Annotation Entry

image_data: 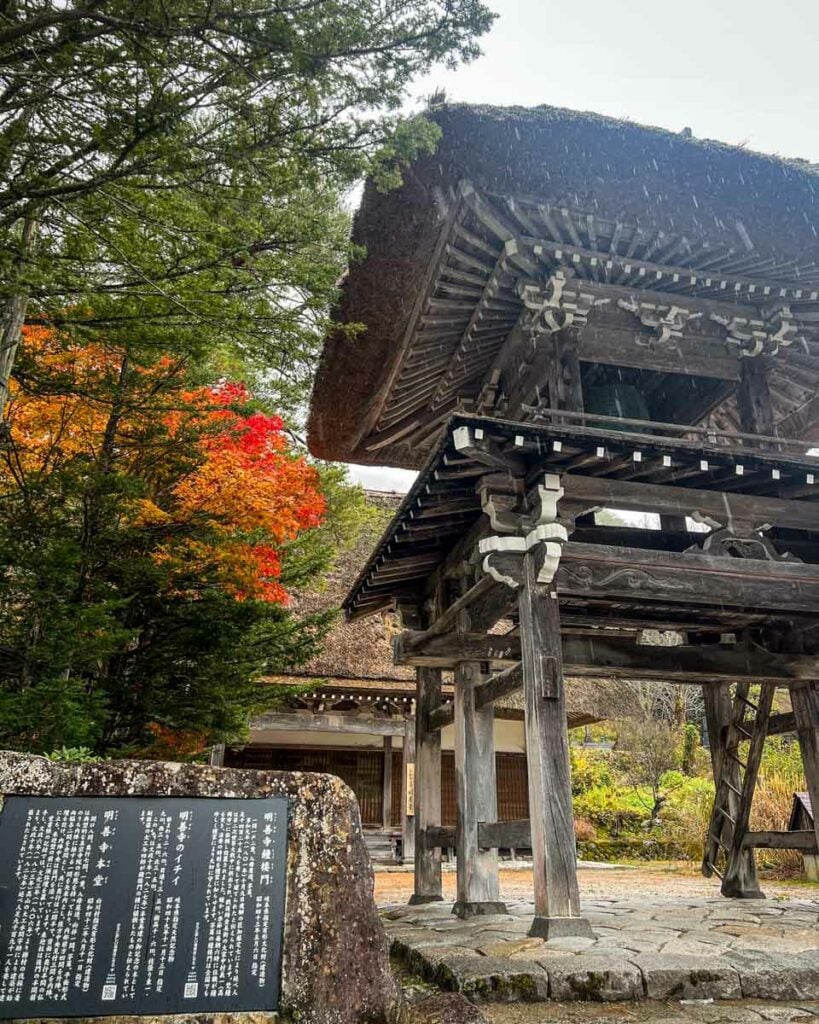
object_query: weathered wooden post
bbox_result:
[479,472,592,938]
[518,553,591,938]
[790,682,819,853]
[410,666,443,904]
[452,660,505,918]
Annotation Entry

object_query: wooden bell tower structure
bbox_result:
[308,105,819,937]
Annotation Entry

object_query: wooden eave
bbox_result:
[309,105,819,467]
[351,187,819,465]
[344,413,819,628]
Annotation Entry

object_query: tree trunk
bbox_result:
[0,215,38,418]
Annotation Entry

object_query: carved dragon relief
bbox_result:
[557,564,695,593]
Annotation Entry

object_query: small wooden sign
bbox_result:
[405,763,415,816]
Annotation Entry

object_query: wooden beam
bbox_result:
[453,661,505,917]
[478,819,532,849]
[578,324,741,381]
[475,663,524,709]
[560,475,819,533]
[737,358,775,436]
[250,711,407,736]
[397,629,819,684]
[557,542,819,615]
[721,683,774,898]
[424,574,496,637]
[411,667,444,904]
[743,830,818,851]
[427,703,455,731]
[768,712,797,735]
[778,393,819,440]
[424,825,456,850]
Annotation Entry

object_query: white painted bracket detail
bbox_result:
[479,522,569,589]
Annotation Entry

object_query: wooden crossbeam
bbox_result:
[560,475,819,532]
[743,830,818,851]
[423,821,533,850]
[474,663,523,709]
[427,703,455,732]
[556,543,819,614]
[250,711,407,736]
[395,629,819,683]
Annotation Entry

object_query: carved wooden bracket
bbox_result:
[616,297,702,345]
[700,527,800,562]
[477,474,568,587]
[710,305,799,357]
[517,272,608,338]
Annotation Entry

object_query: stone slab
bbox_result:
[0,751,401,1024]
[539,955,643,1002]
[437,957,549,1003]
[633,954,742,1000]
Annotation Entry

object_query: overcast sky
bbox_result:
[345,0,819,493]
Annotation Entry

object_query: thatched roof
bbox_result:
[268,490,641,725]
[285,490,413,683]
[309,103,819,468]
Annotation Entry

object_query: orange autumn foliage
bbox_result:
[4,327,325,605]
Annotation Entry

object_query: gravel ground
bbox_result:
[374,864,814,906]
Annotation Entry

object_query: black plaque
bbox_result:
[0,795,288,1018]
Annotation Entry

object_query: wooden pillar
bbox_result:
[209,743,225,767]
[737,358,775,437]
[701,683,761,895]
[453,660,506,918]
[518,552,592,939]
[548,328,583,417]
[382,735,393,831]
[790,683,819,854]
[410,667,443,904]
[402,714,416,864]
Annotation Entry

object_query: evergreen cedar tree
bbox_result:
[0,1,495,412]
[0,327,328,758]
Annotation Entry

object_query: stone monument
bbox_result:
[0,751,402,1024]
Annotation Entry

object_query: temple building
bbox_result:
[306,104,819,937]
[224,490,636,861]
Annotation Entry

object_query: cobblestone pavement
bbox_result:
[383,890,819,1004]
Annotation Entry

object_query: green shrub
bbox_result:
[570,748,612,795]
[574,785,646,835]
[47,746,103,763]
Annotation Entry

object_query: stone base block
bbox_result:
[528,915,594,940]
[634,954,741,1000]
[542,955,643,1002]
[410,893,445,905]
[452,900,508,919]
[438,956,548,1003]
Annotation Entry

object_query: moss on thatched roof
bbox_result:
[308,102,819,466]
